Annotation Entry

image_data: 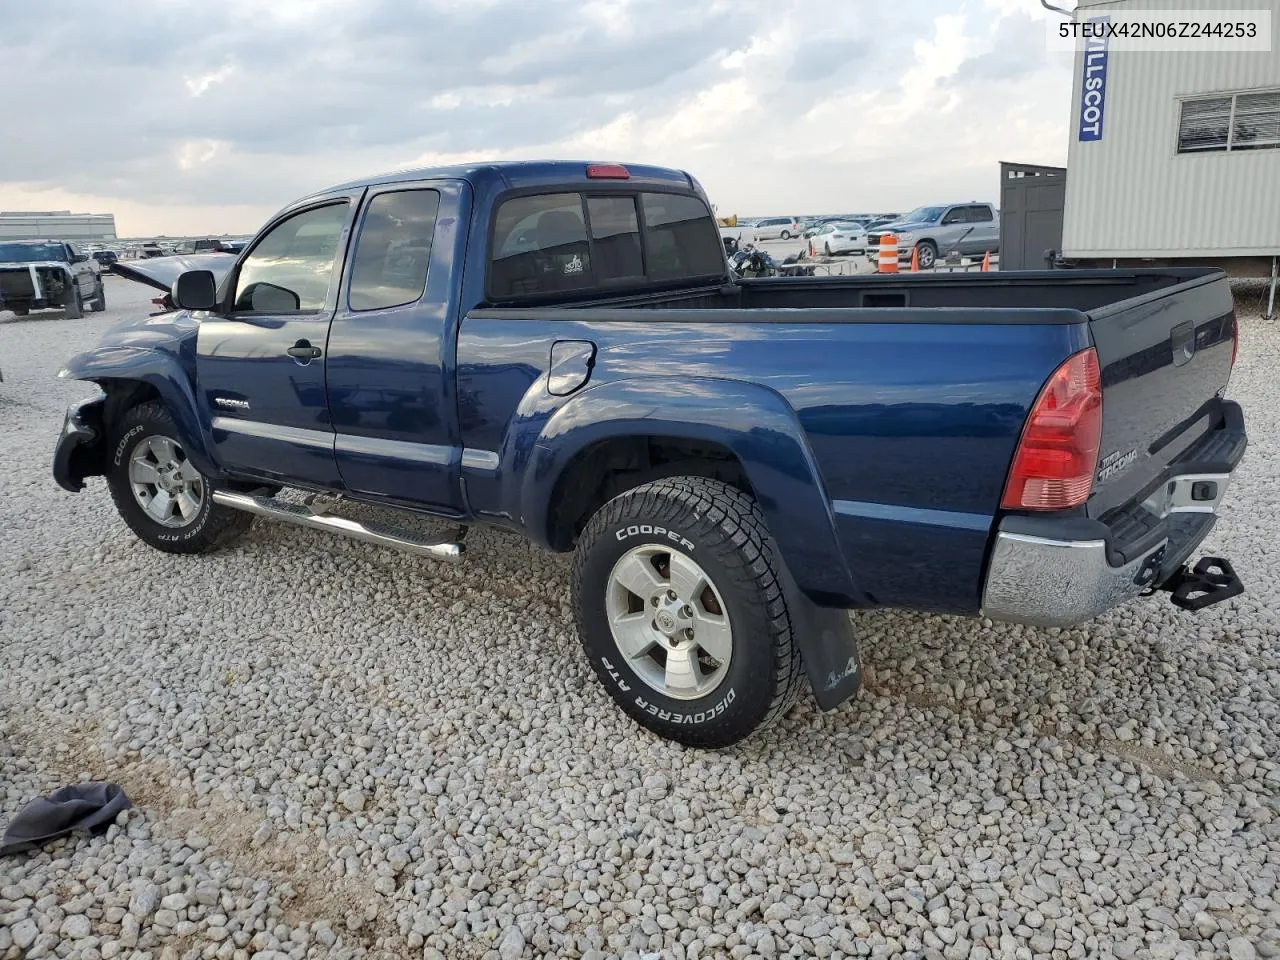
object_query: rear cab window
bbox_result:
[348,189,441,311]
[487,189,723,301]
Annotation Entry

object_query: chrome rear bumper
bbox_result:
[981,470,1233,628]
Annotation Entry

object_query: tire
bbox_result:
[90,281,106,312]
[915,240,938,270]
[63,285,84,319]
[572,477,805,747]
[106,402,252,554]
[780,230,791,240]
[824,243,832,257]
[12,306,29,317]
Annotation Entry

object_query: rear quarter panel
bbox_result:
[457,314,1090,613]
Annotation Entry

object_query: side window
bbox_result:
[233,202,349,313]
[940,207,964,225]
[966,205,994,223]
[586,196,642,282]
[641,193,724,280]
[490,193,592,297]
[348,190,440,312]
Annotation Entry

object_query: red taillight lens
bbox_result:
[586,163,630,179]
[1001,347,1103,511]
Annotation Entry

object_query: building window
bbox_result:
[1178,89,1280,154]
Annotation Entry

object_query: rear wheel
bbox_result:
[780,229,792,240]
[572,477,805,747]
[63,285,84,319]
[824,242,832,257]
[12,306,29,317]
[106,403,252,554]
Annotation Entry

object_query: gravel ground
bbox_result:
[1,276,1277,960]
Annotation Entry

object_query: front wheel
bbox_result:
[571,477,805,747]
[90,281,106,312]
[11,306,29,317]
[915,240,938,270]
[106,402,252,554]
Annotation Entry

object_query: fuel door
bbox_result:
[547,340,597,396]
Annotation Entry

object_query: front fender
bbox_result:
[60,345,219,479]
[521,377,863,608]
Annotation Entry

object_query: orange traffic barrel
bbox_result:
[878,234,899,273]
[981,251,991,272]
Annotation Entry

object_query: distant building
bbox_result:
[0,211,117,243]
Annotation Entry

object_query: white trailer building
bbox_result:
[0,211,117,243]
[1061,0,1279,286]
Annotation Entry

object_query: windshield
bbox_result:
[0,242,66,263]
[900,206,945,223]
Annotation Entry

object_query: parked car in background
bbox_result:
[54,160,1246,747]
[0,240,105,318]
[186,238,245,254]
[802,217,848,238]
[91,250,119,272]
[753,216,800,241]
[865,203,999,269]
[813,222,867,256]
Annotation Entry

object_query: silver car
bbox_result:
[752,217,801,241]
[865,203,999,269]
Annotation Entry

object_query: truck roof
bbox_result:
[315,160,697,201]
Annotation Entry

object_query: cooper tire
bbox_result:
[572,477,805,747]
[106,402,252,554]
[63,286,84,319]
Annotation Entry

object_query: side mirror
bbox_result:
[172,270,219,311]
[71,253,89,263]
[238,281,300,313]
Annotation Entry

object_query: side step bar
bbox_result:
[211,490,465,563]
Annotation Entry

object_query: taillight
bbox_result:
[1001,347,1103,511]
[1230,309,1238,371]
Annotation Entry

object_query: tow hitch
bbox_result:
[1157,557,1244,611]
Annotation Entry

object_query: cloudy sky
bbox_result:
[0,0,1074,237]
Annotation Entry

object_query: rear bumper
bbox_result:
[981,400,1246,627]
[53,394,107,492]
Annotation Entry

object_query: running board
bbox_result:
[211,490,465,563]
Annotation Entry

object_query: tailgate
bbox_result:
[1086,272,1236,518]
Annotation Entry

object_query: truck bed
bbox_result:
[486,266,1218,315]
[463,267,1236,614]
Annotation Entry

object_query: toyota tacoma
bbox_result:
[52,161,1246,746]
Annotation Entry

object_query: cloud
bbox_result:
[0,0,1072,235]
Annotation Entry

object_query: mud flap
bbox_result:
[776,555,861,710]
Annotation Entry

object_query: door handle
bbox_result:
[287,340,323,362]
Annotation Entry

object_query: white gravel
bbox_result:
[1,276,1277,960]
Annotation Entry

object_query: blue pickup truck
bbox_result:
[53,161,1246,746]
